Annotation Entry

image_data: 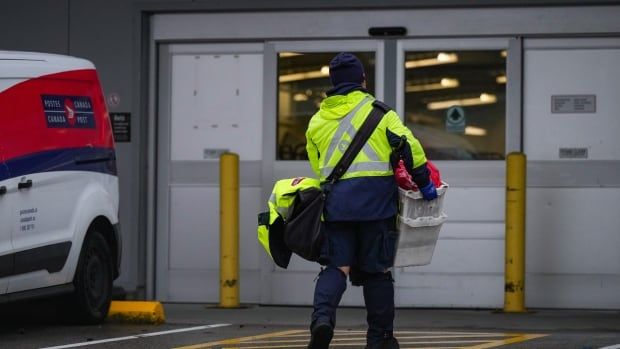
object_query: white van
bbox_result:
[0,51,120,324]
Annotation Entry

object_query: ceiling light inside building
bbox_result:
[405,53,458,69]
[496,75,507,84]
[279,66,330,83]
[464,126,487,136]
[437,52,454,62]
[479,93,494,102]
[293,93,309,102]
[426,93,497,110]
[279,52,302,58]
[406,78,459,92]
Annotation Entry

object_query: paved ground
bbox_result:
[1,301,620,348]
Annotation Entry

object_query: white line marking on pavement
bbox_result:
[599,345,620,349]
[39,323,232,349]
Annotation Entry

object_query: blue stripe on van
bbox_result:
[1,147,117,181]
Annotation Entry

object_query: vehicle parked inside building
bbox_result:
[0,51,120,324]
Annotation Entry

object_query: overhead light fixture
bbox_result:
[464,126,487,136]
[496,75,507,84]
[279,52,302,58]
[501,50,507,58]
[293,93,308,102]
[427,93,497,110]
[479,93,495,102]
[279,65,330,83]
[406,78,459,92]
[405,52,458,69]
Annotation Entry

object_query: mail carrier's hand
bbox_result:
[419,182,438,201]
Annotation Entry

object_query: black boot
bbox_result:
[308,321,334,349]
[365,336,400,349]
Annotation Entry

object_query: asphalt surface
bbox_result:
[1,301,620,349]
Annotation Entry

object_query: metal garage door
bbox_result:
[156,43,264,302]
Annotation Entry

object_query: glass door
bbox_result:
[394,38,517,308]
[397,39,512,164]
[262,40,384,306]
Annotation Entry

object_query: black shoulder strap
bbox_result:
[326,100,387,184]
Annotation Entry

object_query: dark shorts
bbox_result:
[320,216,398,274]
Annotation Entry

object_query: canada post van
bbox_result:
[0,51,120,323]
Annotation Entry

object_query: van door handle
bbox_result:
[18,180,33,190]
[0,186,6,195]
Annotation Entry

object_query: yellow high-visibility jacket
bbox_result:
[305,90,428,221]
[257,177,320,268]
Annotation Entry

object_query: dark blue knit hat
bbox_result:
[329,52,365,86]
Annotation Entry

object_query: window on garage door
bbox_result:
[277,51,376,160]
[403,50,506,160]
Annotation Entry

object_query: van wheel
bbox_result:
[72,230,113,324]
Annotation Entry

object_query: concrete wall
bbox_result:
[0,0,69,55]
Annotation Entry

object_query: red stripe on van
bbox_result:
[0,69,114,162]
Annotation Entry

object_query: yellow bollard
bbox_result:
[504,152,527,312]
[220,152,239,308]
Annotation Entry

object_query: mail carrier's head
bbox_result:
[328,52,366,87]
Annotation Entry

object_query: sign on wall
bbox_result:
[551,95,596,113]
[445,105,466,134]
[110,112,131,142]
